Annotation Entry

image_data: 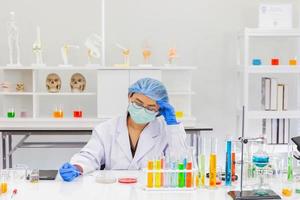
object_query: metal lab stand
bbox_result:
[1,125,213,169]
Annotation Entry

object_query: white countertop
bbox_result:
[0,118,212,131]
[1,170,296,200]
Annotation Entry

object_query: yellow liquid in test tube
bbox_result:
[209,154,217,187]
[147,160,154,188]
[155,159,161,188]
[1,182,7,193]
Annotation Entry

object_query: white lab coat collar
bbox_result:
[116,113,161,163]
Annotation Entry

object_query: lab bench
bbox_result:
[0,119,213,169]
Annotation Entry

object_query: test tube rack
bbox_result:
[143,168,198,191]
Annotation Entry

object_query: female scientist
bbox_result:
[59,78,188,182]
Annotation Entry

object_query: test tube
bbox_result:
[225,139,232,186]
[232,142,236,182]
[209,137,217,187]
[287,145,293,181]
[178,162,185,188]
[171,160,177,187]
[186,161,193,188]
[147,159,154,188]
[0,170,8,193]
[160,156,165,187]
[155,158,161,188]
[198,136,206,187]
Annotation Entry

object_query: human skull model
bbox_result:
[46,73,61,93]
[70,73,86,93]
[16,82,25,92]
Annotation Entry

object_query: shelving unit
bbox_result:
[237,28,300,142]
[0,66,197,127]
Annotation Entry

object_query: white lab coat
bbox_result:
[70,113,187,173]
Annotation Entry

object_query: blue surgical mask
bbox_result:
[128,102,157,124]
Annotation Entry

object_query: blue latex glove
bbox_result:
[157,100,179,125]
[59,162,81,182]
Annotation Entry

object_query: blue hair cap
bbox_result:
[128,78,169,103]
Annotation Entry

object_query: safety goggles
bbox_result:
[130,101,158,115]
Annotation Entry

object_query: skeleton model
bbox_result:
[84,34,102,65]
[61,44,79,66]
[70,73,86,93]
[7,12,21,66]
[115,43,130,67]
[32,26,44,66]
[46,73,61,93]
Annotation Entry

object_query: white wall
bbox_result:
[0,0,299,169]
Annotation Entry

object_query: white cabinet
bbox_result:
[98,70,129,118]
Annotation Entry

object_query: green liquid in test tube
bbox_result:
[178,163,185,188]
[287,156,293,181]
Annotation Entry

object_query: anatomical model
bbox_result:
[32,26,44,66]
[85,33,102,65]
[115,43,130,67]
[168,48,177,65]
[7,12,21,66]
[61,44,79,66]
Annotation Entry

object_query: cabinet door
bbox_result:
[98,70,129,118]
[129,70,162,85]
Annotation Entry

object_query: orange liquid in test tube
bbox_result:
[232,152,236,181]
[186,162,193,187]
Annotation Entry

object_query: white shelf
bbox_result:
[36,92,96,96]
[247,110,300,119]
[246,66,300,74]
[0,92,34,95]
[245,28,300,37]
[0,116,197,130]
[0,66,197,71]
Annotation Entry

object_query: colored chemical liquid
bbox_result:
[53,111,64,118]
[252,59,262,65]
[196,174,200,187]
[175,111,184,118]
[287,156,293,181]
[252,155,269,168]
[186,162,192,188]
[225,141,232,186]
[73,110,83,118]
[7,112,15,118]
[271,58,279,66]
[209,154,217,187]
[231,152,236,181]
[178,163,185,188]
[289,59,297,66]
[282,188,293,197]
[147,160,154,188]
[155,160,161,188]
[198,154,205,186]
[1,182,7,193]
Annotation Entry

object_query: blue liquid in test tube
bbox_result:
[225,140,232,186]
